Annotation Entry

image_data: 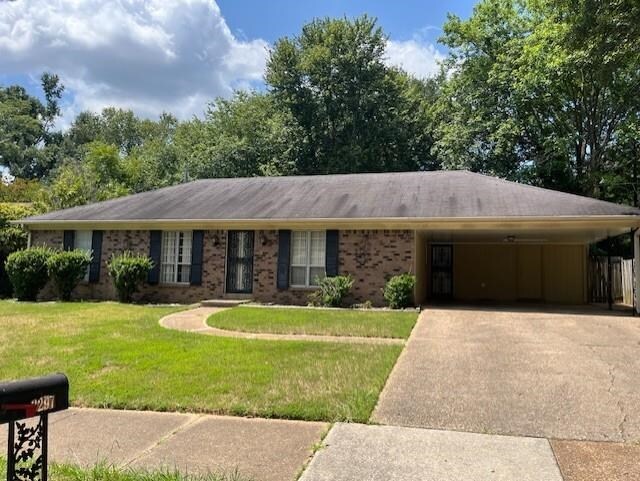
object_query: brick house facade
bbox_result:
[23,171,639,307]
[30,229,415,306]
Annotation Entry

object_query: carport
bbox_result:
[413,217,640,308]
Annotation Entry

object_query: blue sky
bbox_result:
[217,0,475,45]
[0,0,476,125]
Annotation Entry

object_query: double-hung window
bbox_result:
[160,231,192,284]
[290,231,326,287]
[74,230,93,281]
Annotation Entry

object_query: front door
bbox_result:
[226,231,254,294]
[431,244,453,300]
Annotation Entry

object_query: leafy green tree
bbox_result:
[0,178,47,203]
[47,141,129,209]
[435,0,640,198]
[123,113,181,192]
[0,73,64,179]
[266,15,438,174]
[176,92,302,179]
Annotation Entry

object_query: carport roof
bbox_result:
[21,170,640,225]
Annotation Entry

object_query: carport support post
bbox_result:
[635,229,640,315]
[607,238,613,310]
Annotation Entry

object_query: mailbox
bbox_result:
[0,373,69,423]
[1,374,69,481]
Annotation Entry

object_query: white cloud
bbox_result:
[385,38,445,79]
[0,0,269,122]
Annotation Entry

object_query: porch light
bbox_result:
[504,235,516,243]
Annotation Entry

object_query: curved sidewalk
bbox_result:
[160,307,405,345]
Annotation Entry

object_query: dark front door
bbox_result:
[431,244,453,299]
[226,231,254,294]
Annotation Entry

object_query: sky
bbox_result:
[0,0,476,127]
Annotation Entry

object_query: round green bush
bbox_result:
[308,275,354,307]
[5,246,53,301]
[383,273,416,309]
[47,250,92,301]
[107,252,153,303]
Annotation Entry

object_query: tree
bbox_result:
[66,107,143,156]
[435,0,640,198]
[175,92,302,179]
[0,73,64,179]
[47,141,129,209]
[266,15,438,174]
[0,178,47,203]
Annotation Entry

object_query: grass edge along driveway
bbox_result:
[0,459,254,481]
[0,301,402,423]
[207,306,418,338]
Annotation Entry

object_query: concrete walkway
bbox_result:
[0,408,327,481]
[300,423,563,481]
[299,423,640,481]
[160,307,405,345]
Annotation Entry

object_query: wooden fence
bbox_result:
[589,256,634,306]
[622,259,634,306]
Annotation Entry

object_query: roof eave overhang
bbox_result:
[16,215,640,232]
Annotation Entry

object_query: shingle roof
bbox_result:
[21,170,640,224]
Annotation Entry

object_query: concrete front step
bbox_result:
[200,299,252,308]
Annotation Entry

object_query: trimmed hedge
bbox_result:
[308,275,354,307]
[5,246,53,301]
[383,274,416,309]
[47,250,92,301]
[107,252,153,303]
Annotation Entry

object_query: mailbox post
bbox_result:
[0,374,69,481]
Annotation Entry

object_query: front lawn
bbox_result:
[0,301,401,422]
[207,306,418,338]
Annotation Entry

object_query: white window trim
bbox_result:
[290,231,326,288]
[160,231,193,285]
[75,230,93,282]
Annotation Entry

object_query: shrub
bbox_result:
[47,250,92,301]
[383,274,416,309]
[5,246,53,301]
[0,202,44,297]
[308,275,354,307]
[107,252,153,303]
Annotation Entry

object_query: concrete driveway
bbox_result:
[372,306,640,442]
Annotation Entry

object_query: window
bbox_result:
[290,231,325,287]
[160,231,193,284]
[75,230,93,281]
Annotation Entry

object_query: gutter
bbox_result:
[14,214,640,231]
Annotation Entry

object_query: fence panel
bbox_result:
[589,256,624,303]
[621,259,634,306]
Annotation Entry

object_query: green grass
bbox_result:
[0,301,401,422]
[207,306,418,338]
[0,459,253,481]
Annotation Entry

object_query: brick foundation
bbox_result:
[30,229,415,306]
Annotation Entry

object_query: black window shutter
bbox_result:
[277,230,291,289]
[63,231,75,251]
[148,230,162,285]
[325,230,339,277]
[190,230,204,286]
[88,230,103,283]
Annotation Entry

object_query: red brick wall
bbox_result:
[339,230,415,305]
[30,229,415,306]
